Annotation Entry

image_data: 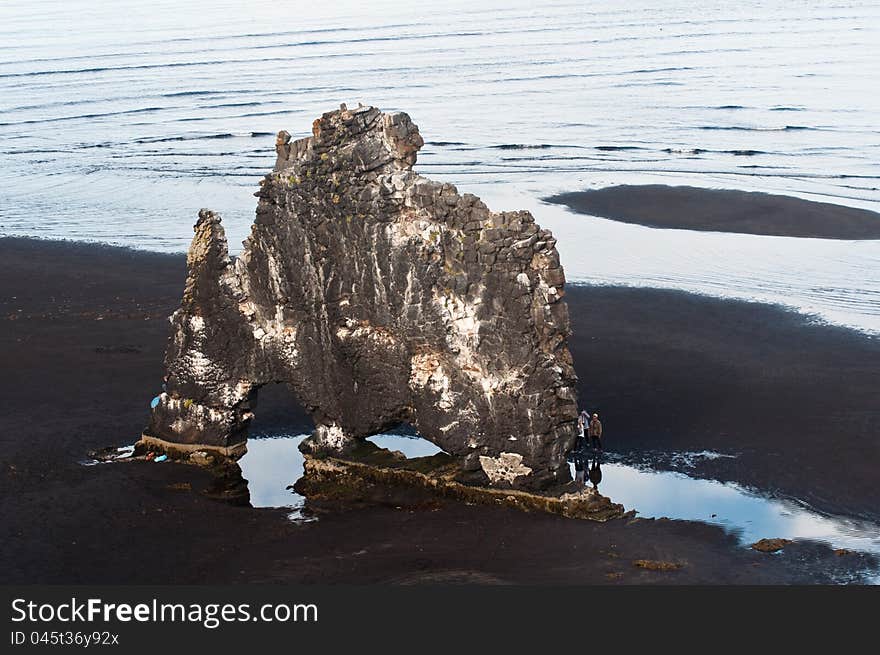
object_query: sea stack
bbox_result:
[142,105,578,490]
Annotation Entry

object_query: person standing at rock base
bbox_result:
[577,410,588,451]
[588,413,603,450]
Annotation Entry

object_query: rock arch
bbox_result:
[142,105,578,489]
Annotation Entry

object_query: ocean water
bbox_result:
[1,0,879,330]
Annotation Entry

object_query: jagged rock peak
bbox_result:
[143,105,578,490]
[273,104,423,175]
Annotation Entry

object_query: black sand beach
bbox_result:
[1,236,878,584]
[567,286,880,520]
[546,185,880,239]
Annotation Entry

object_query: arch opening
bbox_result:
[239,390,448,513]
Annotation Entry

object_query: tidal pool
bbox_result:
[239,434,880,578]
[237,434,308,512]
[237,433,443,519]
[573,457,880,560]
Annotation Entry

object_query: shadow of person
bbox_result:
[588,454,602,491]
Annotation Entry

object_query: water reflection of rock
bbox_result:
[569,441,602,492]
[292,438,626,522]
[223,433,625,521]
[201,457,251,507]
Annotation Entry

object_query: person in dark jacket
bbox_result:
[588,413,603,450]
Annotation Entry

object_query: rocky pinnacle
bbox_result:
[143,105,578,489]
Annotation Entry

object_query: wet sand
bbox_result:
[1,236,877,584]
[545,185,880,239]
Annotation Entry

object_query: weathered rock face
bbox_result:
[144,105,578,489]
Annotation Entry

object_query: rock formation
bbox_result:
[142,104,578,489]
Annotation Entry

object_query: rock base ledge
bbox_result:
[294,448,628,522]
[136,433,247,459]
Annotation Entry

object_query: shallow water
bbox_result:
[1,0,878,331]
[237,435,308,512]
[237,433,443,518]
[240,433,880,575]
[571,456,880,560]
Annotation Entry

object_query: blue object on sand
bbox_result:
[150,395,161,409]
[154,454,168,463]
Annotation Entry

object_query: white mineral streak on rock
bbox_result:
[165,396,236,435]
[369,230,389,306]
[433,287,480,369]
[250,305,299,362]
[314,424,349,450]
[238,301,257,320]
[216,379,253,407]
[409,352,457,410]
[534,276,553,304]
[385,215,445,250]
[264,250,285,300]
[337,318,398,347]
[403,267,415,308]
[479,452,533,485]
[180,313,220,380]
[433,287,525,400]
[181,323,226,383]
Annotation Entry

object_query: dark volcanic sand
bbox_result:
[568,286,880,521]
[1,237,878,584]
[545,185,880,239]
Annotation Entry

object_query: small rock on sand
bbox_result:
[189,451,214,467]
[751,538,793,553]
[633,559,682,571]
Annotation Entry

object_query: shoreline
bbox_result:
[545,185,880,239]
[1,236,878,584]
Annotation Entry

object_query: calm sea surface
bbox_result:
[1,0,878,331]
